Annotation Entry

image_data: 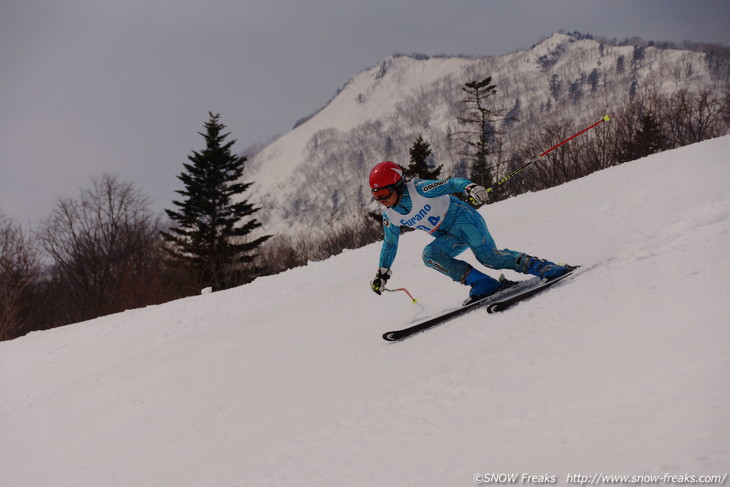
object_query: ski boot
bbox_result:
[462,268,518,305]
[517,255,575,281]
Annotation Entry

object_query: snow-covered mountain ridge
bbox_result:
[2,135,729,485]
[244,32,721,235]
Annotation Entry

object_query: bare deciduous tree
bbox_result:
[0,214,40,340]
[38,174,169,324]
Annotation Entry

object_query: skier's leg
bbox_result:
[448,202,571,279]
[422,233,470,282]
[443,204,510,269]
[423,233,503,299]
[471,240,571,279]
[475,247,571,279]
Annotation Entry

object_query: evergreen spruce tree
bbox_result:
[161,112,270,291]
[617,113,668,162]
[405,135,442,180]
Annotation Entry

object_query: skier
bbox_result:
[368,161,573,304]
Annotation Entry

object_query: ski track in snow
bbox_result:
[1,137,729,486]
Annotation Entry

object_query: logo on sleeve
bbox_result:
[422,180,449,192]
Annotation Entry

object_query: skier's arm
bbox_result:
[371,217,400,295]
[379,216,400,269]
[416,177,488,205]
[414,177,474,196]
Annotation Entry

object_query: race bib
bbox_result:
[385,181,450,234]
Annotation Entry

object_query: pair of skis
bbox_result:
[382,267,579,342]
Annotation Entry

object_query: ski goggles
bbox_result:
[371,185,397,201]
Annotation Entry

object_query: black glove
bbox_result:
[370,267,392,295]
[465,183,488,205]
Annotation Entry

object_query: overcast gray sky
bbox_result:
[2,0,729,229]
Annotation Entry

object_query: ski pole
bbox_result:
[383,287,418,303]
[486,115,611,194]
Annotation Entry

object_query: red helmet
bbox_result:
[369,161,403,189]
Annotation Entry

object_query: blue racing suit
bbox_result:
[379,177,528,283]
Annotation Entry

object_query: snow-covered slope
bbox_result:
[2,137,729,486]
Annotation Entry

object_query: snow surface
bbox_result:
[2,137,729,486]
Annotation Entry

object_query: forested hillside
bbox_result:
[244,32,729,241]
